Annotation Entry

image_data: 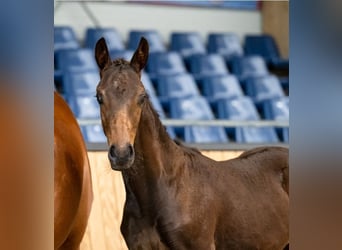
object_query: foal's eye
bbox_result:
[96,94,103,104]
[137,94,146,106]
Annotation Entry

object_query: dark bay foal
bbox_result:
[95,37,289,250]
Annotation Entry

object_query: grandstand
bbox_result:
[54,1,288,150]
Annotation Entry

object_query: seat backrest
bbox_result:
[170,32,206,59]
[169,96,214,120]
[149,94,166,119]
[201,75,244,102]
[128,30,166,53]
[84,27,124,50]
[141,72,156,97]
[244,34,280,61]
[109,49,134,61]
[188,54,228,77]
[81,124,107,143]
[55,48,98,73]
[261,97,289,120]
[54,26,79,51]
[147,52,187,75]
[230,55,269,80]
[216,96,260,120]
[156,73,200,99]
[207,33,243,59]
[184,126,229,143]
[67,95,100,119]
[245,75,285,104]
[63,71,100,97]
[235,127,279,143]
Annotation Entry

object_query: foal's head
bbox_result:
[95,37,149,170]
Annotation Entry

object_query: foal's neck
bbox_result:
[122,99,180,214]
[133,100,179,179]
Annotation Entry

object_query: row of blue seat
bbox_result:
[55,48,288,92]
[54,26,289,94]
[61,69,285,117]
[77,94,289,144]
[62,75,288,144]
[54,26,288,71]
[61,70,288,144]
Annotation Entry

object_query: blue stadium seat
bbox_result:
[216,96,279,143]
[230,55,269,84]
[55,48,98,73]
[169,96,214,120]
[261,97,289,142]
[84,27,124,51]
[67,95,100,119]
[184,126,229,143]
[155,73,200,105]
[207,33,243,61]
[54,26,79,52]
[128,30,166,53]
[81,125,107,143]
[63,71,100,97]
[169,96,214,136]
[244,75,285,105]
[170,32,206,61]
[141,72,156,97]
[244,34,289,69]
[188,54,229,81]
[110,50,134,61]
[146,52,187,80]
[235,127,279,143]
[217,96,259,121]
[262,96,289,120]
[201,75,244,105]
[169,96,228,142]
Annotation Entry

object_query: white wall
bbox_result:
[54,2,261,46]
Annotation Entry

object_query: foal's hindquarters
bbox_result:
[153,147,289,250]
[213,147,289,250]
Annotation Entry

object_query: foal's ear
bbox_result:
[130,37,149,73]
[95,37,111,70]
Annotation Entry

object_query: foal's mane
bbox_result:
[141,94,170,140]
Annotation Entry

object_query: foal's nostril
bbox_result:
[127,144,134,158]
[109,145,116,159]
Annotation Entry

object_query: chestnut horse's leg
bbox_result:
[284,243,289,250]
[58,238,81,250]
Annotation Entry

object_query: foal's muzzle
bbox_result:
[108,143,135,170]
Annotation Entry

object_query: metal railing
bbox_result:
[78,118,289,151]
[78,119,289,128]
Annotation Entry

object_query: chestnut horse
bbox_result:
[54,92,93,250]
[95,37,289,250]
